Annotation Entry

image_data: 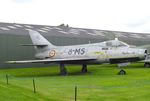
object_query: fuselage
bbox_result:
[6,30,148,75]
[35,42,146,64]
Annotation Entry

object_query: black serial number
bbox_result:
[68,48,85,55]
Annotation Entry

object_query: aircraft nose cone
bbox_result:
[137,49,147,60]
[140,49,148,59]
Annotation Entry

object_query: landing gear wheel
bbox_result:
[144,63,150,68]
[60,63,68,76]
[81,64,88,73]
[118,69,126,75]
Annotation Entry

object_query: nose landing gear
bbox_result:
[117,62,129,75]
[118,69,126,75]
[144,63,150,68]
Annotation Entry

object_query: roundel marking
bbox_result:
[49,50,56,57]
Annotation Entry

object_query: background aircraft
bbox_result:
[7,30,147,75]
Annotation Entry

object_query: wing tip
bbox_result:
[5,61,16,64]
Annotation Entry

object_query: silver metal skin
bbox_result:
[7,30,146,65]
[6,30,147,75]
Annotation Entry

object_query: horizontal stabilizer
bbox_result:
[20,44,48,47]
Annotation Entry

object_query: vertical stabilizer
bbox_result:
[27,29,55,53]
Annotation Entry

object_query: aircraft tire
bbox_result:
[60,64,68,76]
[118,69,126,75]
[81,64,87,73]
[144,63,150,68]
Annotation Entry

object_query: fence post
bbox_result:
[75,86,77,101]
[33,78,36,93]
[6,74,8,85]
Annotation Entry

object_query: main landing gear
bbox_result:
[59,64,88,76]
[60,63,68,76]
[81,64,88,73]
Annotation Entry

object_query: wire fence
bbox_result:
[0,74,106,101]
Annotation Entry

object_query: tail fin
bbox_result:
[27,29,55,53]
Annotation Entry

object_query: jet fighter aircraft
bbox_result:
[7,30,147,75]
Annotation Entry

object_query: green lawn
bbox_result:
[0,63,150,101]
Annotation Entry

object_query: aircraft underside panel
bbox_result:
[60,59,101,64]
[109,57,140,64]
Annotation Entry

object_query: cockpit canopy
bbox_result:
[99,39,129,47]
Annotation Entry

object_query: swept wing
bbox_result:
[6,57,97,64]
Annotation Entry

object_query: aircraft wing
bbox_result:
[6,57,97,64]
[139,59,150,63]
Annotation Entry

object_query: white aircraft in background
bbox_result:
[7,30,147,75]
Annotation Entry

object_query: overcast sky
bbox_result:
[0,0,150,33]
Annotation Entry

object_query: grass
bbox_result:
[0,63,150,101]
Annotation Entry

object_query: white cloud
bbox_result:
[0,0,150,33]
